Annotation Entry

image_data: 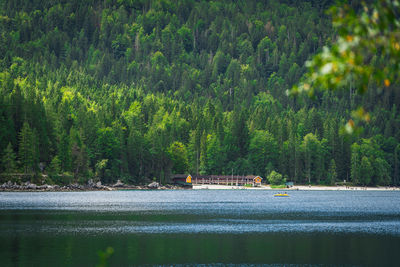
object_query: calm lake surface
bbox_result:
[1,190,400,266]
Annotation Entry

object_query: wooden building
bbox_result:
[173,174,263,187]
[172,174,193,187]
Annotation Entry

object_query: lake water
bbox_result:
[1,190,400,266]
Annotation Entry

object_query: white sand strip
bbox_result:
[292,185,400,191]
[191,184,400,191]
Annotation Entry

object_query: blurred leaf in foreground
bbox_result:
[96,247,114,267]
[292,0,400,133]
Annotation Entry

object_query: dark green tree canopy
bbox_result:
[0,0,399,186]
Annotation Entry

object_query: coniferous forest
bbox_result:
[1,0,399,186]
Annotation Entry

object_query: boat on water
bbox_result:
[274,193,289,197]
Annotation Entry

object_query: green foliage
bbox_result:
[270,184,286,189]
[177,25,193,52]
[169,141,188,174]
[267,170,284,185]
[50,173,74,186]
[326,159,337,185]
[351,138,392,185]
[249,130,278,178]
[2,143,17,173]
[360,156,373,186]
[293,0,400,132]
[48,156,61,175]
[58,130,71,172]
[95,159,109,181]
[96,247,114,267]
[0,0,398,187]
[206,134,225,175]
[298,0,400,94]
[18,122,38,173]
[301,133,327,184]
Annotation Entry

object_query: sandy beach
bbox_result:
[193,184,268,190]
[192,184,400,191]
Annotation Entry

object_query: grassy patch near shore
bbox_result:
[270,185,286,189]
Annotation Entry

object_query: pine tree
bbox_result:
[58,130,71,172]
[199,131,207,175]
[48,156,61,175]
[350,143,360,185]
[18,122,37,173]
[360,156,373,186]
[394,145,400,185]
[327,159,337,185]
[2,143,17,173]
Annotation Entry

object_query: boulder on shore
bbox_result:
[113,179,124,187]
[148,182,159,188]
[26,183,37,190]
[87,179,95,187]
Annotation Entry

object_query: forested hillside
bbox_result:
[1,0,399,186]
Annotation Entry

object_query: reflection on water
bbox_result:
[0,190,400,266]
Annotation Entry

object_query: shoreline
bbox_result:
[192,184,400,191]
[0,181,186,192]
[1,181,399,192]
[291,185,400,191]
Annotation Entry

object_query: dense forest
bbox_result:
[0,0,399,186]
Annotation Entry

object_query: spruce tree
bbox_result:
[18,122,37,173]
[48,156,61,175]
[327,159,337,185]
[2,143,17,173]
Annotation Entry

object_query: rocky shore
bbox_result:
[0,180,185,192]
[4,181,397,192]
